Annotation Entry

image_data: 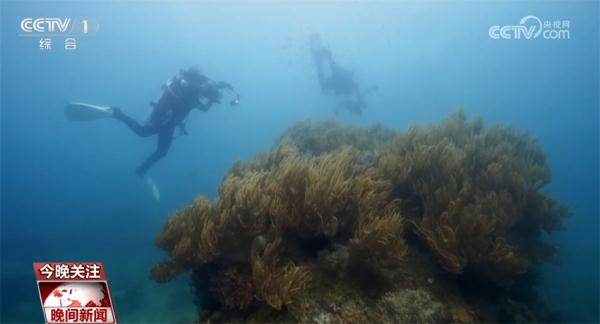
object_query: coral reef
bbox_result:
[250,239,310,310]
[374,289,448,323]
[277,119,395,156]
[379,111,569,282]
[151,111,569,322]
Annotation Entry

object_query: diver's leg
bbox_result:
[111,107,156,137]
[309,33,322,54]
[309,36,330,93]
[315,59,332,94]
[135,126,175,176]
[353,83,362,101]
[316,64,327,93]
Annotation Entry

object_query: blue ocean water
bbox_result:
[1,1,598,323]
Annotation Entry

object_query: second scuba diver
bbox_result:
[309,33,376,115]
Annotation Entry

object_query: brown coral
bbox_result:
[380,111,568,282]
[151,111,568,322]
[251,239,310,310]
[277,119,395,156]
[151,144,405,314]
[267,146,388,239]
[349,201,408,271]
[208,265,254,311]
[374,289,449,323]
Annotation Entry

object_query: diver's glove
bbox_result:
[215,81,234,91]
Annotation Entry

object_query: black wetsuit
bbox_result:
[112,79,210,176]
[336,86,378,116]
[310,33,358,97]
[310,33,377,115]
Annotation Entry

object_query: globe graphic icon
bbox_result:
[43,282,107,307]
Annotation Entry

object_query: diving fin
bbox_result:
[65,102,112,121]
[145,176,161,202]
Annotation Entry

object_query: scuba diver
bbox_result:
[309,33,376,115]
[109,67,240,176]
[310,33,358,97]
[335,86,378,116]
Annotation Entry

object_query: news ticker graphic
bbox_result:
[33,262,117,324]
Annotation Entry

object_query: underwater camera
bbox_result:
[230,93,241,106]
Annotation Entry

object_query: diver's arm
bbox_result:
[362,85,378,98]
[214,81,234,91]
[195,82,238,110]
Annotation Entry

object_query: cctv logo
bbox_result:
[20,18,71,33]
[488,15,570,40]
[488,15,543,40]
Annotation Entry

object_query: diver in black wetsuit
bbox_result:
[309,33,376,115]
[110,67,239,176]
[310,33,358,97]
